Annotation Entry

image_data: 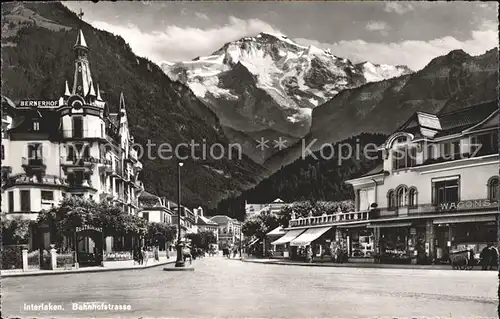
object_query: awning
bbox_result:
[247,238,260,247]
[289,226,332,247]
[266,226,286,237]
[271,229,305,246]
[367,222,412,228]
[433,215,496,225]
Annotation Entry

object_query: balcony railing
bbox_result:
[61,156,95,166]
[21,157,47,171]
[61,129,105,140]
[288,211,370,228]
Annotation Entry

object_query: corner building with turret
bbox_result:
[1,29,144,249]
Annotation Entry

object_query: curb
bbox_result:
[1,260,176,278]
[240,259,479,271]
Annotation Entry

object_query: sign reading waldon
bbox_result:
[438,199,498,211]
[19,100,59,108]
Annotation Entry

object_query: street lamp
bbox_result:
[175,161,185,267]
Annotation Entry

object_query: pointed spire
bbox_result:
[64,80,70,96]
[96,83,102,101]
[88,81,96,97]
[74,29,88,49]
[119,92,126,110]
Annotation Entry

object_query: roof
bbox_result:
[138,191,159,200]
[273,198,284,203]
[210,215,240,225]
[434,100,498,137]
[197,215,218,226]
[360,164,385,178]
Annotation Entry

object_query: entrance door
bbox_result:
[436,226,450,262]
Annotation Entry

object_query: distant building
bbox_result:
[245,198,288,218]
[137,192,174,224]
[210,215,242,249]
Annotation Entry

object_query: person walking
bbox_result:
[142,246,148,266]
[306,246,313,263]
[480,245,490,270]
[488,244,498,270]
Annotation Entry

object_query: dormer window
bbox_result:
[392,145,417,170]
[33,120,40,131]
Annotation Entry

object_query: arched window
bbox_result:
[488,177,500,201]
[387,190,396,209]
[408,187,418,207]
[396,185,408,207]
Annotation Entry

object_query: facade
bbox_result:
[137,192,174,224]
[1,29,144,250]
[245,198,288,218]
[277,101,499,264]
[210,215,242,249]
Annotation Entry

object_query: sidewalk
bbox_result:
[241,257,492,271]
[1,256,176,278]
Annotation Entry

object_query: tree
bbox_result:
[146,222,177,246]
[0,214,32,246]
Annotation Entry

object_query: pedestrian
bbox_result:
[489,244,498,270]
[154,246,159,262]
[480,245,490,270]
[306,246,313,263]
[142,246,148,266]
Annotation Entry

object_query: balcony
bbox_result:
[22,157,46,172]
[61,129,106,140]
[61,156,95,167]
[288,211,370,228]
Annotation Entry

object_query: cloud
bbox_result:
[89,17,281,63]
[365,21,390,36]
[384,3,414,14]
[294,21,497,71]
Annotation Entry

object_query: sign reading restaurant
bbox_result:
[438,199,498,211]
[19,100,59,108]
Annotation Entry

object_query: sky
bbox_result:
[64,1,498,71]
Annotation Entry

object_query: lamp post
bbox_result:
[175,161,185,267]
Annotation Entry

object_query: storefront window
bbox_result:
[349,229,374,258]
[379,228,410,262]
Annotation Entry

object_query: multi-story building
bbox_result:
[1,29,144,249]
[277,101,498,264]
[245,198,288,218]
[137,192,174,224]
[210,215,242,249]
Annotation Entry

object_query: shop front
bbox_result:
[336,225,374,263]
[289,226,333,261]
[271,229,305,260]
[433,214,497,262]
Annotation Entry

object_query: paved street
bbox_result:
[2,256,497,318]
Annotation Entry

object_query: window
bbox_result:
[441,140,461,159]
[1,145,4,160]
[408,188,418,207]
[89,194,93,201]
[387,190,396,209]
[20,190,31,211]
[8,191,14,213]
[488,177,500,201]
[471,132,499,156]
[41,191,54,201]
[74,171,84,185]
[33,120,40,131]
[392,146,417,170]
[72,117,83,138]
[433,179,460,205]
[27,143,42,160]
[396,186,408,207]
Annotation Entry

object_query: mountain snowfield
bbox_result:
[161,32,412,163]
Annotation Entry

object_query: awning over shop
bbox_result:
[289,226,332,247]
[367,222,412,228]
[433,215,496,225]
[247,238,260,247]
[271,229,305,246]
[266,226,286,237]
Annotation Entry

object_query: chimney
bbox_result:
[198,206,203,217]
[167,200,170,210]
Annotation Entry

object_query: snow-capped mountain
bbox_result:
[161,32,412,163]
